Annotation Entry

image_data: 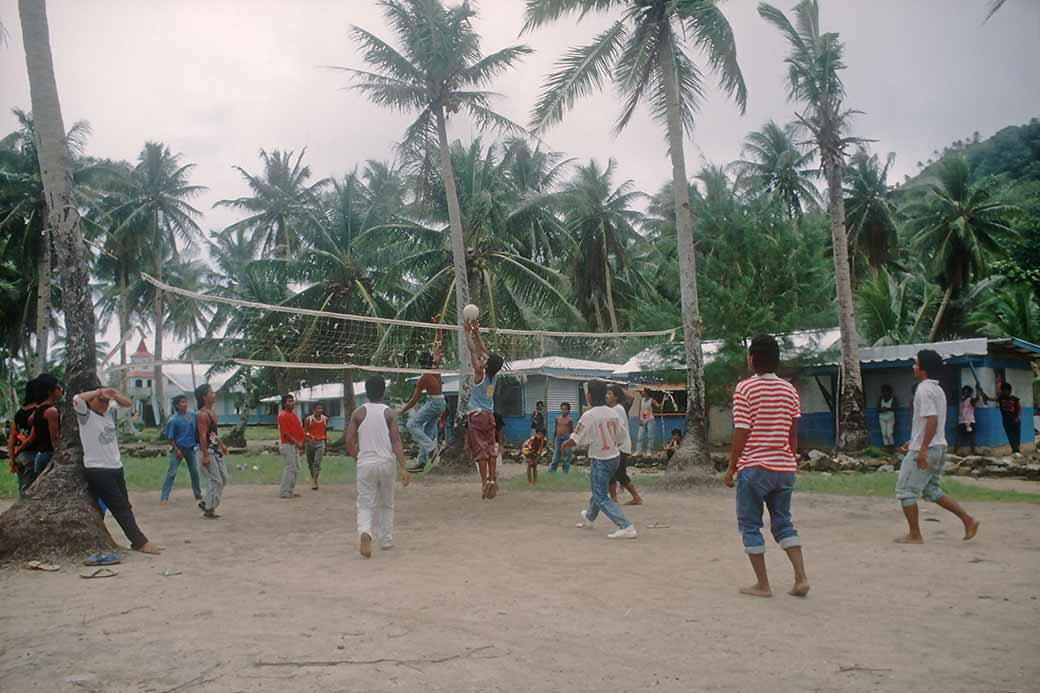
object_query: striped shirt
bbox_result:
[732,374,800,472]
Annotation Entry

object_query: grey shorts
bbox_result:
[896,446,947,507]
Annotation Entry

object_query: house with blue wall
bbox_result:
[258,382,370,431]
[797,337,1038,452]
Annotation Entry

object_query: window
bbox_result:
[135,379,143,388]
[495,378,523,416]
[146,379,152,388]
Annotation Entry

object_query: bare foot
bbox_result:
[739,584,773,598]
[625,499,642,506]
[963,518,980,541]
[135,543,162,555]
[893,535,924,544]
[160,500,168,506]
[360,532,372,559]
[789,580,810,597]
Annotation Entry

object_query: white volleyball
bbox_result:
[462,304,480,321]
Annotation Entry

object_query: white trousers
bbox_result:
[356,459,395,543]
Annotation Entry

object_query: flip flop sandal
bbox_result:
[646,522,671,529]
[26,560,60,572]
[160,568,183,577]
[83,552,122,566]
[79,567,117,579]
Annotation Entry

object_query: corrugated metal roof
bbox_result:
[260,381,368,403]
[859,338,989,364]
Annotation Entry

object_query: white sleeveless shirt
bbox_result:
[357,403,394,466]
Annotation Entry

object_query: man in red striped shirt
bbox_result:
[724,334,809,598]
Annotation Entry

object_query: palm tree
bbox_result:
[525,0,747,470]
[844,149,898,274]
[905,155,1017,340]
[855,266,935,346]
[759,0,868,450]
[969,282,1040,343]
[342,0,531,405]
[376,138,579,332]
[502,137,573,263]
[0,108,92,371]
[553,159,649,334]
[0,0,111,558]
[214,148,330,257]
[735,120,818,218]
[112,142,205,427]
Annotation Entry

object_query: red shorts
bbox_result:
[467,411,497,462]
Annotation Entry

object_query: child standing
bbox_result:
[724,334,808,598]
[304,403,328,490]
[955,386,978,455]
[195,384,228,519]
[564,380,637,539]
[522,429,547,485]
[549,402,574,473]
[346,376,410,558]
[878,384,897,449]
[665,429,682,461]
[607,384,642,506]
[530,401,546,439]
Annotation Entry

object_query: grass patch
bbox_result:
[502,469,592,493]
[796,472,1040,504]
[0,452,357,498]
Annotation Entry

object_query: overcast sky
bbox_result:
[3,0,1039,234]
[2,1,1039,356]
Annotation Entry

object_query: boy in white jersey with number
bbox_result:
[724,334,808,598]
[563,380,637,539]
[346,376,410,559]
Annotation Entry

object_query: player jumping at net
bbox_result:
[464,318,504,500]
[399,315,445,473]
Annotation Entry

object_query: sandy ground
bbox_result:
[1,471,1039,693]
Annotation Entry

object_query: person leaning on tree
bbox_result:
[74,384,162,554]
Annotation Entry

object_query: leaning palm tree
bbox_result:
[735,120,818,219]
[0,0,112,558]
[759,0,868,450]
[525,0,747,470]
[844,149,898,275]
[112,142,205,427]
[904,155,1017,340]
[214,148,330,258]
[340,0,531,405]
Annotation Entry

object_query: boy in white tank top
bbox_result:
[346,376,410,559]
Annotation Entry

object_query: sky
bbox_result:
[1,0,1039,355]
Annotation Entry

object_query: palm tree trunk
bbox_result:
[225,367,252,448]
[601,237,622,353]
[435,105,472,420]
[0,0,114,559]
[929,283,955,342]
[153,219,166,429]
[34,216,50,371]
[822,145,868,451]
[118,268,128,393]
[591,293,605,333]
[659,32,710,472]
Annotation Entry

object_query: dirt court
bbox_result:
[2,472,1039,693]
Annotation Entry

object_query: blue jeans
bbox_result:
[736,466,800,554]
[34,451,53,477]
[408,398,446,466]
[896,446,947,507]
[636,420,653,452]
[549,437,573,473]
[161,445,202,501]
[586,457,632,530]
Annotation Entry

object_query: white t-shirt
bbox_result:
[73,395,122,469]
[570,406,624,460]
[611,403,632,454]
[909,379,947,451]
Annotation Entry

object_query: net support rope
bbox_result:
[140,273,680,340]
